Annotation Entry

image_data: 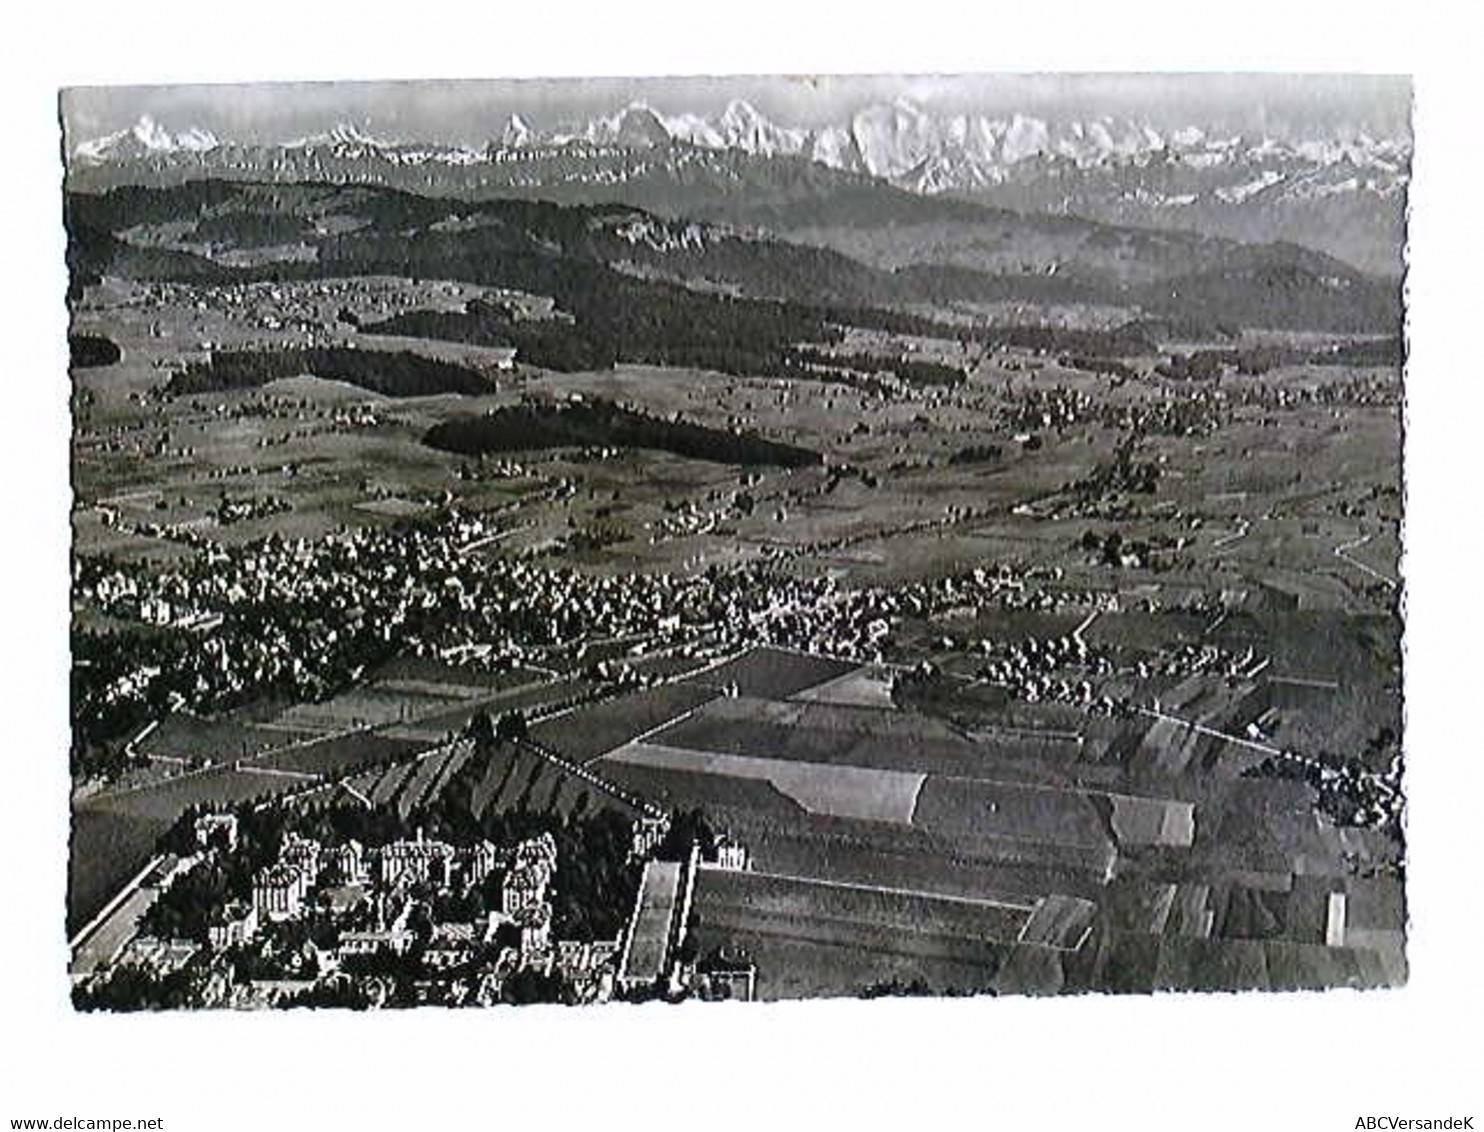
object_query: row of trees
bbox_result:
[70,333,122,369]
[167,346,492,398]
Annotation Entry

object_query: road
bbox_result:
[1334,532,1398,590]
[1211,518,1252,550]
[1134,705,1283,758]
[69,855,200,977]
[702,863,1038,914]
[1071,608,1100,648]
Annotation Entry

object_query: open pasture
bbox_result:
[135,712,311,763]
[380,674,601,743]
[598,761,805,818]
[698,865,1030,927]
[676,647,855,701]
[688,866,1026,1002]
[690,867,1026,1000]
[239,730,417,778]
[605,742,925,824]
[68,807,170,936]
[694,866,1032,944]
[686,922,1007,1001]
[911,776,1111,853]
[1105,792,1196,848]
[81,764,309,825]
[789,666,898,709]
[274,685,468,733]
[1017,893,1099,949]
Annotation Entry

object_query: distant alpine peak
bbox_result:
[611,103,673,148]
[717,99,811,156]
[563,101,673,149]
[500,112,535,148]
[285,122,383,150]
[73,114,219,162]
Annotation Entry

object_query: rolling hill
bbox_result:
[66,178,1400,341]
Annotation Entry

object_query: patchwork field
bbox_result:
[592,636,1393,997]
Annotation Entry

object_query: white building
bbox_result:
[195,813,239,852]
[207,902,258,949]
[325,840,367,885]
[631,815,670,859]
[279,833,322,886]
[515,903,552,959]
[463,840,500,886]
[714,836,750,872]
[253,864,308,921]
[379,831,456,889]
[336,927,415,959]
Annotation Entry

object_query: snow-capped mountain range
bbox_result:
[71,99,1410,192]
[486,98,1409,198]
[72,114,221,163]
[67,98,1410,274]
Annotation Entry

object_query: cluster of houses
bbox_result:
[972,630,1118,711]
[77,504,903,725]
[122,277,489,352]
[187,813,614,1003]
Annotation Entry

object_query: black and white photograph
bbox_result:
[4,3,1482,1128]
[61,72,1409,1009]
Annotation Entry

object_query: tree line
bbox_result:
[167,346,493,398]
[424,398,821,468]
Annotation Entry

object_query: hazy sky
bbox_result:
[61,73,1412,149]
